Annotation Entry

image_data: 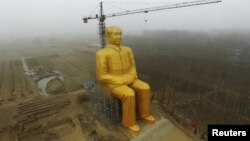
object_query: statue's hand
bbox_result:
[122,74,135,85]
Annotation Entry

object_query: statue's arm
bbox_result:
[123,48,137,84]
[96,52,123,85]
[127,48,138,80]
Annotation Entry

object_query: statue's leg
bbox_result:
[111,85,136,127]
[130,79,151,118]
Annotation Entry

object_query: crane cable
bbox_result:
[104,2,130,12]
[104,1,172,5]
[88,3,99,17]
[105,2,150,23]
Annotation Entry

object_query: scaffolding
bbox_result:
[94,82,121,122]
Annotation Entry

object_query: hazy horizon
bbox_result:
[1,0,250,40]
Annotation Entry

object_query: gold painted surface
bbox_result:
[96,26,153,128]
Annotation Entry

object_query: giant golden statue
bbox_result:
[96,26,155,133]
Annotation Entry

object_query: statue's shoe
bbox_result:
[142,115,156,124]
[127,124,140,135]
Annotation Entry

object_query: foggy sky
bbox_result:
[0,0,250,39]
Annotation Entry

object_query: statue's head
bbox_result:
[106,26,122,46]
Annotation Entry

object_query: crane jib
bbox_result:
[82,0,222,48]
[83,0,222,22]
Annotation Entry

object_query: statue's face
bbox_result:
[108,28,122,46]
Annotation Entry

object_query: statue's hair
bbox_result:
[105,26,122,38]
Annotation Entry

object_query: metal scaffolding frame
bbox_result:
[94,82,121,122]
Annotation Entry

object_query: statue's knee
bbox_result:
[124,89,135,97]
[141,83,150,90]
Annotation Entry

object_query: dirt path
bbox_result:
[21,58,28,71]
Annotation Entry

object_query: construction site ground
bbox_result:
[0,90,200,141]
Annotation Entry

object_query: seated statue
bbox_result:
[96,26,155,134]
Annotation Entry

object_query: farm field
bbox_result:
[0,55,38,106]
[0,40,98,106]
[0,40,123,141]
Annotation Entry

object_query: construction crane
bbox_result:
[83,0,222,48]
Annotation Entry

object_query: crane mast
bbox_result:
[99,2,106,49]
[83,0,222,48]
